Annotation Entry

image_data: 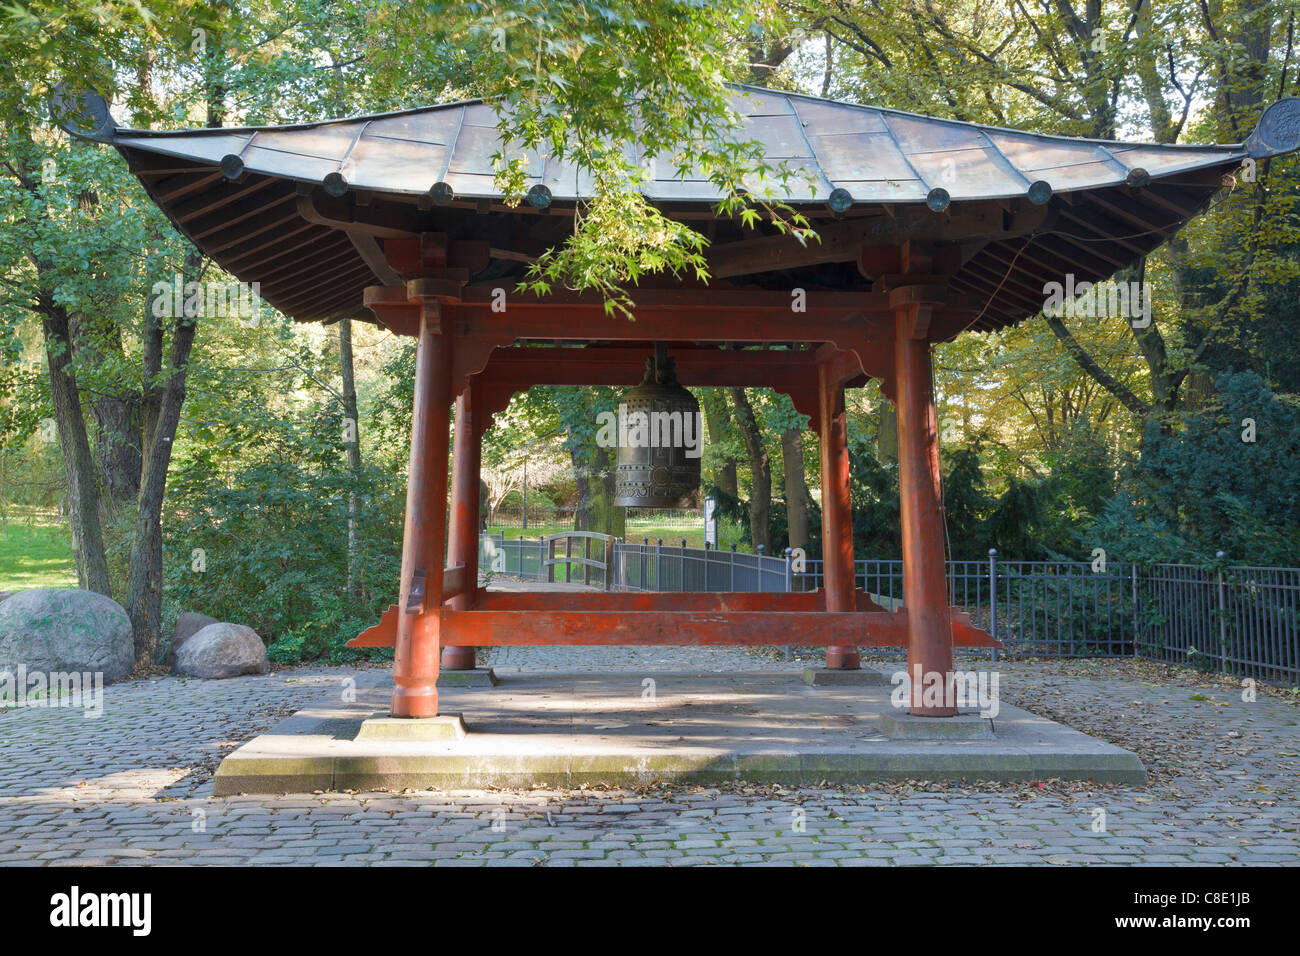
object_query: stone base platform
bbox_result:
[801,667,892,686]
[878,710,995,740]
[213,671,1146,795]
[436,668,499,688]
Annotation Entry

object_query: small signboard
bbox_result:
[704,496,717,547]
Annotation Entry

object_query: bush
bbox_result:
[163,457,404,664]
[1088,370,1300,566]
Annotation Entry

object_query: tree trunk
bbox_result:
[702,389,739,497]
[569,433,625,538]
[40,300,112,595]
[124,36,226,666]
[781,426,809,550]
[124,249,200,667]
[91,389,142,520]
[339,316,362,600]
[729,386,771,551]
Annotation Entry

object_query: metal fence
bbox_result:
[487,506,701,530]
[480,532,789,592]
[1138,564,1300,685]
[479,533,1300,684]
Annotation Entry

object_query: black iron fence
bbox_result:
[479,533,1300,684]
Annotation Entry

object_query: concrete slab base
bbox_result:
[802,667,891,686]
[213,671,1146,795]
[878,710,995,740]
[355,714,467,741]
[436,668,499,688]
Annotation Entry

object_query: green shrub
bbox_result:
[163,456,403,664]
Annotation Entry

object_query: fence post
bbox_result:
[680,539,688,592]
[542,535,548,583]
[656,538,663,593]
[1216,550,1228,672]
[988,548,998,664]
[640,538,648,591]
[518,534,525,576]
[783,548,794,660]
[1131,563,1140,659]
[730,542,737,591]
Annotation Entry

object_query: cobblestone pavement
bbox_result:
[1,647,1296,866]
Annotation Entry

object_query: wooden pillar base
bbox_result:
[441,645,477,670]
[825,646,861,670]
[391,678,439,718]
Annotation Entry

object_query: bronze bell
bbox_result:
[613,344,702,508]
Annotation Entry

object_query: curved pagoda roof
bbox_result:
[63,85,1300,332]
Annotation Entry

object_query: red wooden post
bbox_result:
[392,301,451,717]
[442,381,481,671]
[818,360,860,669]
[893,295,956,715]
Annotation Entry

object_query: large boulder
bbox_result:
[0,589,134,683]
[168,611,219,666]
[174,623,268,679]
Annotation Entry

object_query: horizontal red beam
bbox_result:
[348,604,997,649]
[434,609,997,647]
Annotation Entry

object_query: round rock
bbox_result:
[0,588,134,683]
[175,623,269,679]
[169,611,220,666]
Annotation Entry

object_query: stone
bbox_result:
[0,591,13,605]
[802,667,890,686]
[437,668,499,687]
[877,710,995,740]
[354,714,468,741]
[168,611,219,666]
[0,588,134,683]
[174,623,268,679]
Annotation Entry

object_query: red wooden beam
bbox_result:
[425,609,997,647]
[346,597,995,648]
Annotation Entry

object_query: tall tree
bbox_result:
[729,386,772,551]
[339,316,362,600]
[781,426,810,549]
[701,389,740,498]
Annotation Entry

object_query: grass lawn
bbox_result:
[0,509,78,591]
[0,511,752,593]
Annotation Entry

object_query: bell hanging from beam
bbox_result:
[613,343,702,508]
